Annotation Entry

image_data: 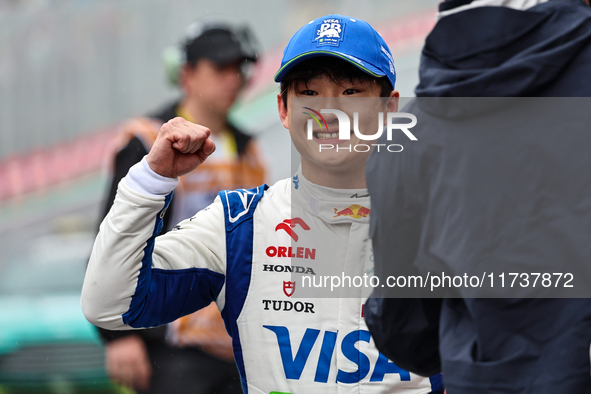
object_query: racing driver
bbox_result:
[82,14,444,394]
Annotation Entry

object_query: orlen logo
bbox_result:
[266,246,316,260]
[275,218,310,242]
[303,107,417,153]
[263,326,411,384]
[271,218,316,260]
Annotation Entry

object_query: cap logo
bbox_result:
[313,18,345,47]
[381,46,395,76]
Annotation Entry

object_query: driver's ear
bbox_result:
[277,93,290,130]
[386,90,400,113]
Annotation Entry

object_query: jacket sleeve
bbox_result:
[97,137,151,342]
[101,137,148,221]
[82,172,227,331]
[363,115,443,376]
[365,296,442,377]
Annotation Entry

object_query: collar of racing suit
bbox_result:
[291,166,372,225]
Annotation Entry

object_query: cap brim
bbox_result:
[274,50,385,83]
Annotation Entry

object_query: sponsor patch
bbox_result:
[313,18,345,47]
[283,281,296,297]
[275,218,310,242]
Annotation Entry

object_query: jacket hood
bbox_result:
[416,0,591,100]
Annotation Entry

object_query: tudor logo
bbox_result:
[275,218,310,242]
[262,300,315,314]
[283,281,296,297]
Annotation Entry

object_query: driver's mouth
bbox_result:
[313,130,353,140]
[314,131,338,140]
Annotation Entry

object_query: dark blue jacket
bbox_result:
[365,1,591,393]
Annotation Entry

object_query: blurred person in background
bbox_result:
[364,0,591,393]
[97,20,266,394]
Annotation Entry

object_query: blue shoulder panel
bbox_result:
[122,191,225,328]
[219,184,268,394]
[219,185,269,231]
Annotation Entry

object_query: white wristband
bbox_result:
[123,156,179,197]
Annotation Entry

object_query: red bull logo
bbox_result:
[333,204,371,219]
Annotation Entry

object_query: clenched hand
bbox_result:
[147,117,216,178]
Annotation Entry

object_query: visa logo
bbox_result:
[263,326,410,383]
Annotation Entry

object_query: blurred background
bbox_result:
[0,0,437,392]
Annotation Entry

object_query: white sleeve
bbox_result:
[123,156,179,197]
[81,165,226,331]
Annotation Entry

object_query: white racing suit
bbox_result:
[82,158,443,394]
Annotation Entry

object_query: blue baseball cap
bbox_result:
[274,14,396,89]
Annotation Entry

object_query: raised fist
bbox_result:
[146,117,216,178]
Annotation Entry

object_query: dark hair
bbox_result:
[280,57,393,109]
[183,25,258,67]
